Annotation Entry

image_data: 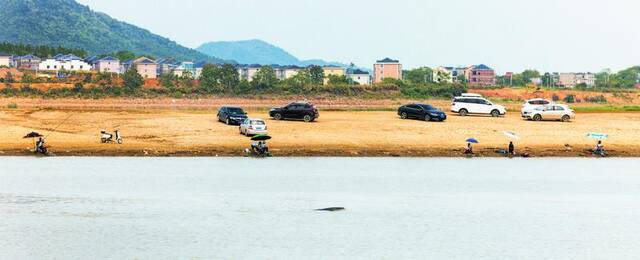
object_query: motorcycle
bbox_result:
[101,130,123,144]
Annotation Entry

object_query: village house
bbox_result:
[0,52,12,67]
[173,61,197,78]
[558,72,596,88]
[238,64,262,82]
[322,66,346,84]
[373,58,402,83]
[91,56,120,73]
[124,57,158,79]
[433,66,467,83]
[13,55,41,70]
[464,64,496,86]
[156,58,180,76]
[39,54,91,72]
[346,68,371,85]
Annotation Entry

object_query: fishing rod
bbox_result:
[44,113,75,139]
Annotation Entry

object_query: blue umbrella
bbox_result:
[586,133,608,140]
[466,138,479,143]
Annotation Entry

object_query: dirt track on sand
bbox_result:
[1,107,638,157]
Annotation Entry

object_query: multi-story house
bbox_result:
[558,73,596,88]
[346,68,371,85]
[156,58,180,76]
[238,64,263,82]
[39,54,91,72]
[91,56,120,73]
[123,57,158,79]
[0,52,11,67]
[464,64,496,86]
[373,58,402,83]
[173,61,197,78]
[13,55,41,70]
[322,66,346,84]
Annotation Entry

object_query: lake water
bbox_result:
[1,157,640,259]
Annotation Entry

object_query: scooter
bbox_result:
[101,130,123,144]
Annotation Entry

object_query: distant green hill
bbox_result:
[0,0,227,62]
[197,39,349,67]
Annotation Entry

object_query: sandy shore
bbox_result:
[1,104,638,157]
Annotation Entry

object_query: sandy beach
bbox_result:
[1,99,638,157]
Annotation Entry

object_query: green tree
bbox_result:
[218,64,240,91]
[308,65,325,85]
[405,67,433,84]
[159,73,176,90]
[252,66,278,90]
[521,69,541,83]
[611,66,640,88]
[199,64,221,93]
[327,74,352,85]
[122,68,144,92]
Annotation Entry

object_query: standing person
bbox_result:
[508,141,515,155]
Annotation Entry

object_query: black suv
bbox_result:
[217,106,248,125]
[269,102,319,122]
[398,104,447,121]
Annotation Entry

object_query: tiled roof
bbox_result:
[376,58,399,63]
[15,54,40,60]
[473,64,493,70]
[137,58,156,65]
[98,56,119,62]
[347,68,369,75]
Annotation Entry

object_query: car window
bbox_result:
[251,120,266,125]
[542,100,550,105]
[421,105,434,110]
[227,107,245,115]
[554,106,565,111]
[243,119,249,124]
[407,105,420,109]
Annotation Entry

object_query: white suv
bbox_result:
[521,98,553,118]
[451,94,507,117]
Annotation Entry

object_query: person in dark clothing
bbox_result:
[464,142,473,155]
[508,141,515,155]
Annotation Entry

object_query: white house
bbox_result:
[347,69,371,85]
[238,65,262,82]
[39,54,91,72]
[0,53,11,67]
[92,56,120,73]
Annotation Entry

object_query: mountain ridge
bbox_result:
[197,39,352,67]
[0,0,228,63]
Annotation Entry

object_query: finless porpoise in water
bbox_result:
[315,207,346,212]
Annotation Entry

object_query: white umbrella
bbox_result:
[503,131,520,140]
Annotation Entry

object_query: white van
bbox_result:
[451,94,507,117]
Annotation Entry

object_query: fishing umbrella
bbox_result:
[586,133,608,140]
[251,134,272,141]
[23,132,43,139]
[503,131,520,140]
[466,138,479,144]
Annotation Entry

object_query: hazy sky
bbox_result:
[76,0,639,73]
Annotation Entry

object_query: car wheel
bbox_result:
[491,110,500,117]
[401,112,408,119]
[533,114,542,121]
[561,115,571,122]
[303,115,312,122]
[424,114,431,121]
[274,113,283,120]
[239,127,244,135]
[226,118,230,125]
[459,109,468,117]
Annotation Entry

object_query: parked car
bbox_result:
[269,102,319,122]
[398,104,447,121]
[521,98,553,118]
[524,105,575,122]
[239,118,268,135]
[451,93,507,117]
[217,106,248,125]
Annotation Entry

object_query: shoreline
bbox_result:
[0,146,633,157]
